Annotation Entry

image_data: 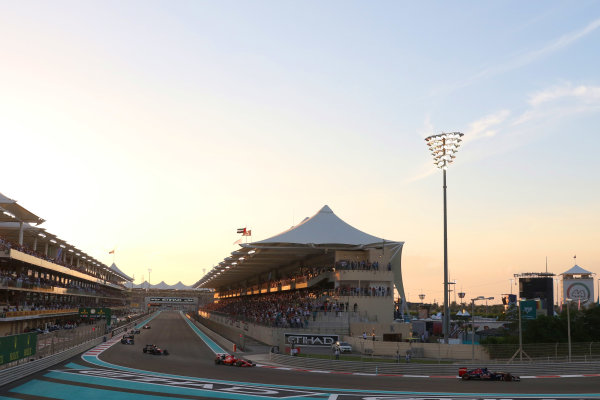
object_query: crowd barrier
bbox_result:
[4,309,78,318]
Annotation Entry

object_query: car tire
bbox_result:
[163,350,169,355]
[461,374,470,380]
[504,373,512,382]
[143,348,147,353]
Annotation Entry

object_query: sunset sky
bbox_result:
[1,1,599,305]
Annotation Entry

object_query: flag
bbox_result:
[233,238,242,245]
[243,229,252,236]
[237,228,246,234]
[109,249,115,254]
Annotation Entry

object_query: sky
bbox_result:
[1,1,599,305]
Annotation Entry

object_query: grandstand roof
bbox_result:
[253,205,389,246]
[562,264,594,276]
[126,280,196,290]
[0,192,45,225]
[197,205,403,289]
[109,263,134,282]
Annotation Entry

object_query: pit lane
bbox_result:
[2,311,599,399]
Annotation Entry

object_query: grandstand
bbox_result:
[0,192,133,336]
[195,205,411,347]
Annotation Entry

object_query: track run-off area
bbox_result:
[2,311,599,400]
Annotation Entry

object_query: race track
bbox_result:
[2,311,600,399]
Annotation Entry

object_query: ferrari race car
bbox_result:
[143,344,169,355]
[214,353,256,367]
[459,367,520,381]
[121,334,135,345]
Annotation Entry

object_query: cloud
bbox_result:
[477,18,600,81]
[464,110,511,142]
[411,81,600,183]
[528,84,600,106]
[418,115,435,138]
[433,18,600,96]
[515,83,600,125]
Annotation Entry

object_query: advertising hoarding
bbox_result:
[0,332,37,365]
[563,279,594,305]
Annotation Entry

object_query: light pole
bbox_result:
[458,291,466,309]
[425,132,464,344]
[566,297,572,362]
[471,296,493,360]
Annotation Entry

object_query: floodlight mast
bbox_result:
[425,132,464,345]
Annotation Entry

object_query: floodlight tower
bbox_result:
[425,132,464,344]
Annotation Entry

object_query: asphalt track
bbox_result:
[2,311,600,400]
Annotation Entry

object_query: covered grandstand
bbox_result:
[196,206,409,346]
[0,192,133,335]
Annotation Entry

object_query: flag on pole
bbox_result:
[243,229,252,236]
[109,249,115,254]
[233,238,242,245]
[237,228,246,234]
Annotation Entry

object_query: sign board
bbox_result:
[564,279,594,306]
[520,300,537,320]
[147,297,196,303]
[284,333,339,347]
[0,332,37,366]
[79,308,112,325]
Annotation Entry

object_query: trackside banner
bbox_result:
[284,333,339,347]
[0,332,37,365]
[148,297,195,303]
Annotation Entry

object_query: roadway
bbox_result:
[2,311,599,399]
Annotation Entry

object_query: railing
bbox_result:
[0,312,152,386]
[483,342,600,362]
[3,308,78,318]
[268,352,600,376]
[0,279,124,298]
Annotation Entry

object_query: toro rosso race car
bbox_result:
[214,353,256,367]
[459,367,520,381]
[143,344,169,355]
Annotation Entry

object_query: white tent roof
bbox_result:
[126,280,196,290]
[109,263,133,282]
[252,205,395,247]
[172,281,193,290]
[562,264,594,276]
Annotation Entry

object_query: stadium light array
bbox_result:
[425,132,464,170]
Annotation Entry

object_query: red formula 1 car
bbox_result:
[459,367,520,382]
[214,353,256,367]
[143,344,169,355]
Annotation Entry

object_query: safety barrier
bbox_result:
[268,353,600,376]
[0,313,151,386]
[0,336,104,387]
[188,315,237,353]
[4,309,78,318]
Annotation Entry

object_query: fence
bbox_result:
[483,342,600,362]
[268,352,600,376]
